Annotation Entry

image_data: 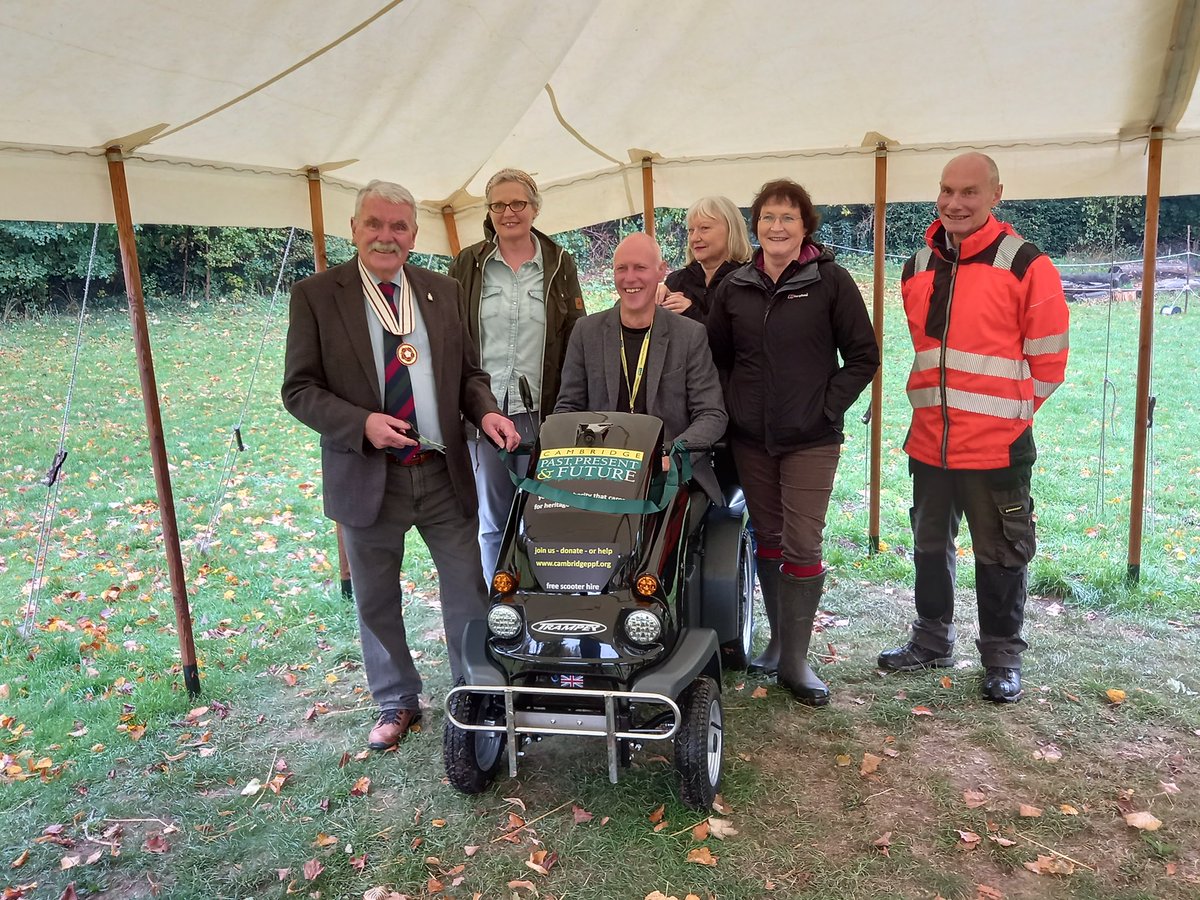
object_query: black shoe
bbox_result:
[877,641,953,672]
[982,667,1022,703]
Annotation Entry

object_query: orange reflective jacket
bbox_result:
[902,216,1069,470]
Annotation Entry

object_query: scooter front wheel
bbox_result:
[674,675,723,810]
[444,683,506,794]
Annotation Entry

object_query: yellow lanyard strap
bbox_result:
[619,321,653,413]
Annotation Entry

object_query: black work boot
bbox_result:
[877,640,954,672]
[747,561,781,675]
[982,666,1022,703]
[775,570,829,706]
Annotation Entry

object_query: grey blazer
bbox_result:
[282,258,501,527]
[554,305,727,503]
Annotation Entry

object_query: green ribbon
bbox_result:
[504,440,692,515]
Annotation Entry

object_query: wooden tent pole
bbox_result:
[868,142,888,554]
[641,157,655,238]
[105,147,201,697]
[442,205,462,257]
[1127,127,1164,583]
[306,169,353,599]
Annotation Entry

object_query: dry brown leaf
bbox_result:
[1105,689,1126,704]
[58,887,80,900]
[834,754,852,767]
[1018,804,1043,817]
[956,830,982,850]
[708,817,738,839]
[525,849,558,876]
[939,675,953,689]
[10,849,30,869]
[1032,744,1063,763]
[751,686,768,699]
[572,804,594,824]
[1023,854,1075,876]
[976,885,1004,899]
[648,804,666,824]
[963,790,988,809]
[431,819,446,828]
[1160,781,1180,796]
[691,820,710,841]
[350,776,371,797]
[711,794,733,814]
[860,753,882,776]
[1059,804,1079,816]
[686,846,718,867]
[349,853,367,872]
[314,832,338,848]
[504,796,527,812]
[60,855,81,870]
[911,706,934,716]
[464,845,480,857]
[644,893,679,900]
[989,834,1017,847]
[507,879,537,892]
[873,831,892,857]
[142,833,169,854]
[1124,811,1162,831]
[506,813,525,830]
[653,821,669,833]
[427,875,444,894]
[302,858,325,881]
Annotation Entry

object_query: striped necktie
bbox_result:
[379,282,420,462]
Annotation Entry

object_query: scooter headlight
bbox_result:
[487,604,523,639]
[624,609,662,645]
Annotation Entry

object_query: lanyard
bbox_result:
[359,259,413,336]
[619,321,653,413]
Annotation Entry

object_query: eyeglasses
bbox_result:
[759,214,799,227]
[488,200,529,213]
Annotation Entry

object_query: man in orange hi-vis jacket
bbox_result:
[878,152,1069,704]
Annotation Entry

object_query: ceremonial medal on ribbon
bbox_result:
[396,343,418,366]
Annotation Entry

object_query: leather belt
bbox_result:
[388,449,440,467]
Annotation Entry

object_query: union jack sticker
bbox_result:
[556,674,585,688]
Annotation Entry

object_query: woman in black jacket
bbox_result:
[707,179,879,705]
[659,195,752,321]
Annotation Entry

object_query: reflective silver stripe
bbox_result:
[914,247,934,272]
[1034,378,1061,398]
[993,235,1027,272]
[912,347,1026,380]
[907,385,1034,420]
[1024,332,1069,355]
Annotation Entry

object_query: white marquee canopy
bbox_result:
[3,0,1200,253]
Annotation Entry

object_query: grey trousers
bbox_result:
[908,459,1036,668]
[468,411,535,579]
[340,456,488,710]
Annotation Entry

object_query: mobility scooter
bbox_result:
[443,411,754,809]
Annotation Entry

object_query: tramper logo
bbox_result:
[531,619,606,636]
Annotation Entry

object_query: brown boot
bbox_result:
[775,570,829,706]
[368,708,421,750]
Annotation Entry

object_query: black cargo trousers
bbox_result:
[907,458,1036,668]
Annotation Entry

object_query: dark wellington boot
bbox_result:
[775,570,829,706]
[747,561,781,675]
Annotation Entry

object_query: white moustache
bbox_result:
[369,242,400,253]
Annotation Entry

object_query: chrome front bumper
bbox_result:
[444,684,681,784]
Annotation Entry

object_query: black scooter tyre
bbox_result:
[443,682,506,794]
[674,675,723,810]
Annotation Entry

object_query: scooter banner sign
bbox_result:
[535,447,645,484]
[528,542,620,592]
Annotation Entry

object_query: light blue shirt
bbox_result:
[480,239,545,413]
[365,273,444,448]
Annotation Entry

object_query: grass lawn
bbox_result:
[1,277,1198,899]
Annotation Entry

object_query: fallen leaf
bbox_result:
[1018,804,1043,817]
[142,833,169,854]
[1023,854,1075,875]
[303,858,325,880]
[711,794,732,814]
[653,820,669,833]
[314,832,339,847]
[691,820,709,841]
[525,848,558,876]
[349,853,367,871]
[427,876,443,894]
[956,830,982,850]
[1059,804,1079,816]
[751,686,768,699]
[708,817,738,839]
[989,834,1017,847]
[572,804,593,824]
[644,893,679,900]
[686,847,718,867]
[873,831,892,857]
[10,850,30,869]
[506,879,537,891]
[648,804,666,824]
[60,855,80,870]
[976,885,1004,899]
[1160,781,1180,796]
[464,845,480,857]
[860,753,882,776]
[58,887,80,900]
[1032,744,1063,763]
[834,754,852,767]
[350,776,372,797]
[911,706,934,716]
[940,675,953,689]
[431,819,446,828]
[1124,811,1162,831]
[963,789,988,808]
[276,868,290,881]
[1105,689,1126,704]
[239,778,262,796]
[504,796,527,812]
